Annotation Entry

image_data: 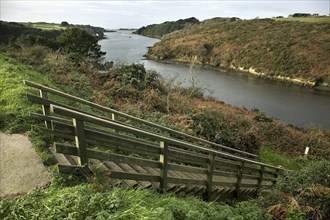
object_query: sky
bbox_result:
[1,0,329,29]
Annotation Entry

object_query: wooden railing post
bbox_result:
[256,165,265,195]
[234,161,245,199]
[272,168,280,186]
[73,118,88,167]
[205,153,215,201]
[159,141,168,192]
[39,89,51,129]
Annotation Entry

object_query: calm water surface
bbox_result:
[99,31,330,130]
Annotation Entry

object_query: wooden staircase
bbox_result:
[24,80,282,201]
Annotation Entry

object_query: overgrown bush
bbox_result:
[190,109,260,154]
[258,159,330,219]
[116,63,163,91]
[57,27,105,62]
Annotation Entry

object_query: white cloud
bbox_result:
[1,1,329,28]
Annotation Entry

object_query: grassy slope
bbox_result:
[1,51,329,219]
[260,146,304,170]
[143,18,330,86]
[274,16,330,23]
[0,53,55,132]
[0,52,274,220]
[0,184,271,220]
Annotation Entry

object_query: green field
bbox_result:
[30,23,67,30]
[274,16,330,23]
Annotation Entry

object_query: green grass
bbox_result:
[1,42,327,220]
[0,53,56,132]
[0,184,272,220]
[31,23,67,30]
[0,53,58,164]
[260,145,305,170]
[273,16,330,23]
[0,51,273,219]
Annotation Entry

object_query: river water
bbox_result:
[99,31,330,130]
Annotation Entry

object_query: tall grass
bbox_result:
[0,184,272,220]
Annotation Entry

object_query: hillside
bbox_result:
[137,17,330,87]
[134,17,199,38]
[1,51,329,219]
[1,27,330,218]
[0,21,106,43]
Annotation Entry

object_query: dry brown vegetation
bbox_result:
[141,18,330,86]
[2,35,329,160]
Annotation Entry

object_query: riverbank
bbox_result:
[144,55,330,91]
[139,17,330,88]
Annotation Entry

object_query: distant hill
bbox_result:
[134,17,199,38]
[137,17,330,87]
[0,21,106,43]
[0,21,63,43]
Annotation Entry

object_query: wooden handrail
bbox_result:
[50,104,282,170]
[24,80,258,159]
[25,80,284,200]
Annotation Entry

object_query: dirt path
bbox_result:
[0,132,50,198]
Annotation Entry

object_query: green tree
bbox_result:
[61,21,69,26]
[57,27,105,61]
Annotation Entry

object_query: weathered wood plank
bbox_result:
[129,165,154,188]
[36,126,75,140]
[51,120,160,158]
[166,177,205,186]
[234,161,245,199]
[39,90,52,129]
[25,80,259,159]
[168,148,208,166]
[50,105,285,171]
[55,142,160,168]
[263,170,277,176]
[212,181,236,187]
[55,143,78,155]
[52,120,75,135]
[240,183,258,188]
[49,145,71,165]
[73,118,88,166]
[57,164,89,174]
[206,153,215,200]
[109,171,160,182]
[84,129,160,157]
[242,174,260,181]
[103,161,138,187]
[262,177,276,182]
[159,141,169,191]
[116,163,152,188]
[167,163,207,174]
[214,158,240,168]
[213,170,238,178]
[27,94,127,128]
[88,149,160,168]
[256,165,265,194]
[30,112,70,125]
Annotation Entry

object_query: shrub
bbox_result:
[190,109,260,154]
[259,159,330,219]
[57,28,105,61]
